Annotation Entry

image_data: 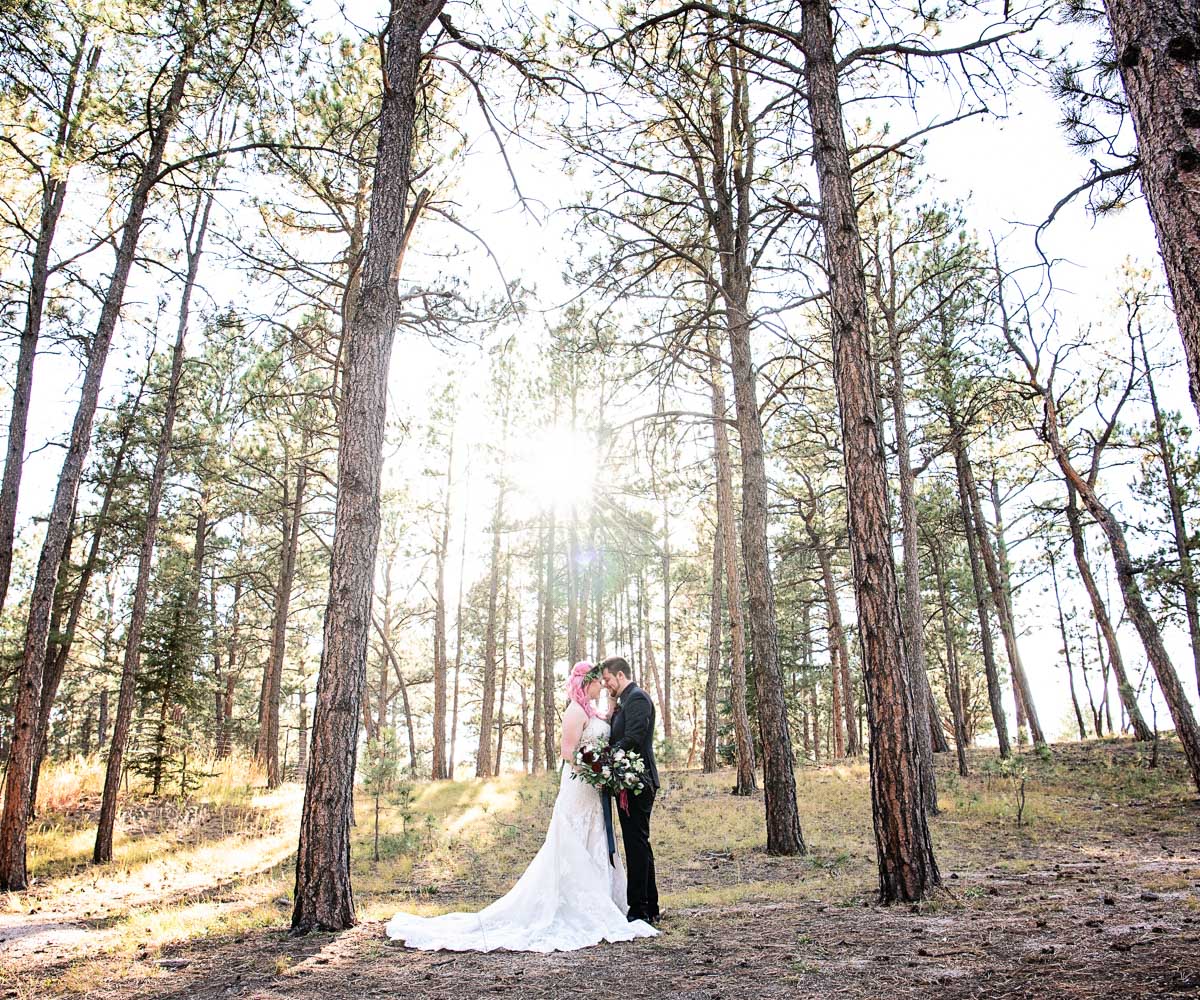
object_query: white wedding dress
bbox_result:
[385,714,658,952]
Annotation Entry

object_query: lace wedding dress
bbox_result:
[385,714,658,952]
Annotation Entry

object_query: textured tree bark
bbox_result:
[1064,483,1153,741]
[706,335,757,794]
[802,0,938,898]
[1105,0,1200,420]
[951,436,1012,759]
[0,43,193,890]
[93,187,208,864]
[0,37,99,612]
[292,0,445,933]
[431,435,453,780]
[886,318,937,808]
[703,515,723,773]
[724,310,808,849]
[720,160,801,854]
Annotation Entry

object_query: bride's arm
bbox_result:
[560,703,586,767]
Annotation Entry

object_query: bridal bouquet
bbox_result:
[572,738,648,812]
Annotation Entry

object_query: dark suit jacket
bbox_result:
[610,682,660,790]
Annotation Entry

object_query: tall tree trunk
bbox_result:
[1064,482,1154,740]
[259,455,306,788]
[0,38,100,612]
[97,689,109,752]
[495,561,511,777]
[450,459,469,780]
[28,376,145,813]
[541,510,557,772]
[966,460,1046,747]
[930,540,970,777]
[707,337,757,794]
[724,303,803,853]
[532,515,545,776]
[703,515,723,773]
[0,43,193,890]
[431,432,453,779]
[476,396,509,777]
[702,28,798,841]
[1104,0,1200,422]
[806,520,858,758]
[292,1,444,933]
[951,436,1012,758]
[92,187,209,865]
[802,0,938,898]
[886,317,937,808]
[1050,546,1090,741]
[661,493,673,739]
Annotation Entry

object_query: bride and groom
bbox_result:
[385,656,661,953]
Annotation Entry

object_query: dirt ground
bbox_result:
[4,742,1199,999]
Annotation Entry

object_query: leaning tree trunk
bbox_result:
[1064,483,1153,740]
[1057,439,1200,790]
[1104,0,1200,422]
[1007,323,1200,792]
[951,433,1012,759]
[292,0,444,933]
[28,376,145,813]
[802,0,939,900]
[0,45,193,890]
[964,458,1045,747]
[886,321,938,810]
[0,38,99,612]
[707,334,757,794]
[93,189,208,865]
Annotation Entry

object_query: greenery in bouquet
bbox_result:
[571,738,648,810]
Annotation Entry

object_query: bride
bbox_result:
[385,661,659,952]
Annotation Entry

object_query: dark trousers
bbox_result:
[618,786,659,920]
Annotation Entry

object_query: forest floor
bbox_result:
[2,738,1199,999]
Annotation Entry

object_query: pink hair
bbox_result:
[567,661,601,720]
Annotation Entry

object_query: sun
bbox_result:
[512,425,598,519]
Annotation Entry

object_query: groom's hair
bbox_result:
[600,655,632,681]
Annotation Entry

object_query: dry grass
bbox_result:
[4,738,1199,999]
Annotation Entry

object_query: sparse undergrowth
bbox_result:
[2,738,1198,999]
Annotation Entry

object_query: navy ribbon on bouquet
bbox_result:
[601,789,616,865]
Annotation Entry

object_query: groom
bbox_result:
[601,655,661,925]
